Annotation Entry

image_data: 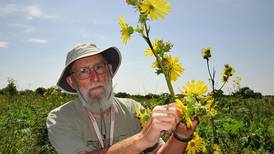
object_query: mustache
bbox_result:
[88,81,105,90]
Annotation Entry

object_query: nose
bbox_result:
[89,70,99,81]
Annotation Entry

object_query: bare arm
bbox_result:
[156,119,199,154]
[82,133,145,154]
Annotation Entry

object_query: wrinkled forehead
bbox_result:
[70,54,107,71]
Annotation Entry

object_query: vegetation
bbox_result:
[0,82,76,153]
[0,80,273,153]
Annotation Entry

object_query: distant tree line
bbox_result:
[0,78,65,97]
[0,78,266,99]
[232,87,262,99]
[114,87,264,99]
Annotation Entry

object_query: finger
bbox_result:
[167,111,180,125]
[152,111,179,121]
[152,105,169,112]
[152,104,182,125]
[153,103,179,111]
[150,114,178,130]
[155,121,175,132]
[166,107,182,116]
[167,102,178,107]
[152,108,181,126]
[153,105,182,116]
[147,117,175,133]
[191,117,200,128]
[165,104,183,117]
[151,113,176,123]
[164,107,182,124]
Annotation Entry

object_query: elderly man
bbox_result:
[47,43,198,154]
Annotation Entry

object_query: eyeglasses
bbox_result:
[71,63,108,80]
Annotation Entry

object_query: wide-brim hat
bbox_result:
[57,43,121,94]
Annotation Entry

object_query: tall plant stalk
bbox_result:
[142,22,175,100]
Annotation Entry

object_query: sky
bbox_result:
[0,0,273,95]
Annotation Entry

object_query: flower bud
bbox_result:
[126,0,138,6]
[222,64,235,83]
[201,47,212,60]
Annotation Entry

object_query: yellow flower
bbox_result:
[221,64,235,83]
[152,55,184,81]
[136,107,142,118]
[175,99,193,127]
[175,99,187,118]
[139,0,170,20]
[185,116,192,128]
[204,96,213,108]
[136,107,151,127]
[175,99,187,114]
[164,55,184,81]
[118,16,134,44]
[182,80,208,97]
[201,47,212,60]
[186,134,207,154]
[214,144,221,154]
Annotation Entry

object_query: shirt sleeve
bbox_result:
[46,109,90,154]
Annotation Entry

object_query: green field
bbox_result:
[0,89,273,153]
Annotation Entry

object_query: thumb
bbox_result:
[191,117,200,129]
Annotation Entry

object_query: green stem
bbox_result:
[165,77,175,101]
[206,59,215,95]
[143,22,175,101]
[206,59,218,152]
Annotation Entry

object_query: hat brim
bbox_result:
[57,46,121,94]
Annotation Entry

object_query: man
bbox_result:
[47,43,198,154]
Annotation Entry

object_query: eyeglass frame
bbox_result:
[69,62,109,80]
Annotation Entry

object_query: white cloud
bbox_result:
[0,41,9,48]
[0,4,19,14]
[1,4,58,20]
[28,38,47,44]
[25,5,42,19]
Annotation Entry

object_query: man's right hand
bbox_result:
[137,103,182,150]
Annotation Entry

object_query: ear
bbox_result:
[108,64,114,77]
[66,75,76,90]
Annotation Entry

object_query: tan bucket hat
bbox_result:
[57,43,121,93]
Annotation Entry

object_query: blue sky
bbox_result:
[0,0,273,95]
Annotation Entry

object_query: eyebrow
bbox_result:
[75,61,107,70]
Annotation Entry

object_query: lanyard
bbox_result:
[87,106,115,148]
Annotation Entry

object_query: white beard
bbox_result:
[77,75,114,112]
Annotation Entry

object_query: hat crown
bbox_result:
[65,43,100,66]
